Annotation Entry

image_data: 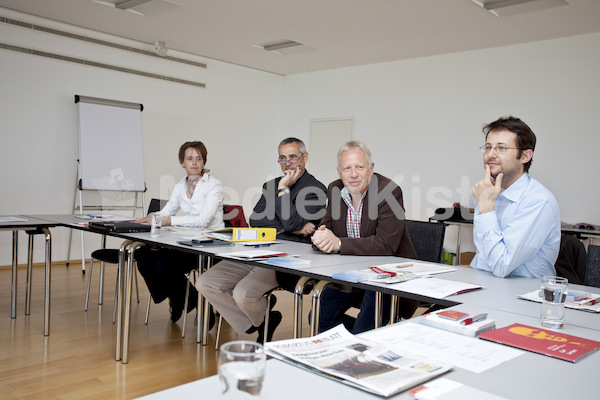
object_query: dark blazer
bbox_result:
[320,173,417,259]
[250,170,327,243]
[319,172,418,318]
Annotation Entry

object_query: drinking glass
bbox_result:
[150,213,162,237]
[218,341,265,399]
[540,276,568,329]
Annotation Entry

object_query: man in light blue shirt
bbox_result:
[470,116,561,278]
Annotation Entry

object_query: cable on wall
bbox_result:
[0,42,206,88]
[0,16,207,69]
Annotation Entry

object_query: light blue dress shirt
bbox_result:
[470,173,561,278]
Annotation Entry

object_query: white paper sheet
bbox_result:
[391,277,482,299]
[361,322,522,373]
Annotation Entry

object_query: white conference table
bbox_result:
[311,259,600,331]
[23,216,394,363]
[1,215,54,335]
[135,303,600,400]
[21,215,600,365]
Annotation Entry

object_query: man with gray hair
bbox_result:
[196,137,326,343]
[312,140,418,333]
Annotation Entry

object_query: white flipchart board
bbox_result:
[76,95,145,191]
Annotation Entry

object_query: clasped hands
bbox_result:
[311,225,341,253]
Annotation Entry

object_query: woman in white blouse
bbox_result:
[136,141,224,323]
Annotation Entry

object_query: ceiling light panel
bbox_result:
[470,0,569,17]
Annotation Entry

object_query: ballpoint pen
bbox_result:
[578,298,598,306]
[369,266,396,277]
[460,313,487,325]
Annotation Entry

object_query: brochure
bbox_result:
[265,325,452,397]
[479,323,600,363]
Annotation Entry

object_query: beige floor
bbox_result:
[0,262,427,399]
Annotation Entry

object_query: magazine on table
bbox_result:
[264,325,453,397]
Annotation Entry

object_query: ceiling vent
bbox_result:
[470,0,569,17]
[93,0,180,16]
[252,39,314,55]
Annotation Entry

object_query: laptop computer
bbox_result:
[88,220,151,233]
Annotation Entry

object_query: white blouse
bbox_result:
[157,173,224,230]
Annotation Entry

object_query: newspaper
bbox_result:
[264,325,453,397]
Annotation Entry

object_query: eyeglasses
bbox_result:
[480,145,519,154]
[184,156,204,163]
[277,154,303,164]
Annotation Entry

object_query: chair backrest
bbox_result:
[223,204,249,228]
[148,198,168,214]
[585,245,600,288]
[554,234,587,284]
[405,220,446,263]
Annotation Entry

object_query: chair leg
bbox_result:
[134,264,140,303]
[85,258,94,311]
[262,292,273,343]
[390,295,399,324]
[182,275,191,338]
[294,277,317,338]
[98,261,105,305]
[145,293,152,324]
[215,314,223,350]
[113,265,121,323]
[310,280,342,336]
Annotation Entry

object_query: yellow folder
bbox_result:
[204,227,277,242]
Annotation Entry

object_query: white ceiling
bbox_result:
[1,0,599,75]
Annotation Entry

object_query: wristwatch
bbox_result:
[338,239,342,250]
[278,187,290,195]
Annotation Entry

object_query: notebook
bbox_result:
[88,220,151,233]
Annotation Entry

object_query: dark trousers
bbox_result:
[318,287,391,334]
[135,247,198,306]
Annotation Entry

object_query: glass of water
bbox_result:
[540,276,568,329]
[218,341,265,399]
[150,213,162,237]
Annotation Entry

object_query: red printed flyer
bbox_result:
[479,323,600,363]
[436,310,469,321]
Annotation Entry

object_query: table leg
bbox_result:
[42,227,51,336]
[122,241,144,364]
[115,239,134,361]
[11,231,18,319]
[25,234,34,316]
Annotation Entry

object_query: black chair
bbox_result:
[390,220,447,321]
[555,234,587,284]
[84,198,167,318]
[584,245,600,288]
[405,220,446,263]
[309,220,447,336]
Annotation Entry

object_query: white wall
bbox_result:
[2,7,599,265]
[0,9,283,266]
[280,33,600,253]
